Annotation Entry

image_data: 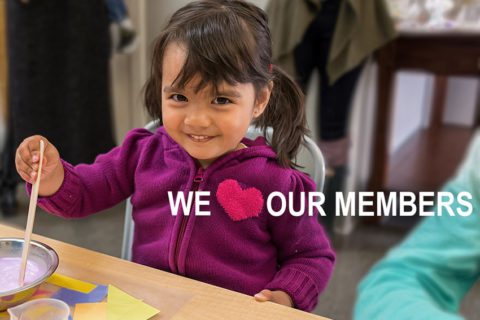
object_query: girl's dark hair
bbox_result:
[144,0,308,168]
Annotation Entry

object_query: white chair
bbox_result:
[121,121,325,261]
[121,120,159,261]
[244,126,325,191]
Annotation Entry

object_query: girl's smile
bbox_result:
[186,134,215,143]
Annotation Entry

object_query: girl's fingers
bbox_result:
[30,156,48,172]
[17,167,34,184]
[17,144,33,161]
[15,136,56,183]
[15,155,34,181]
[25,136,47,156]
[17,169,30,182]
[14,136,54,184]
[254,289,271,302]
[17,138,48,166]
[15,151,32,173]
[16,148,39,180]
[31,171,38,182]
[254,289,293,307]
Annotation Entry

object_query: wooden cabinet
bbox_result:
[369,34,480,193]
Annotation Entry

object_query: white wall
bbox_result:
[389,72,433,154]
[444,77,479,126]
[110,0,150,143]
[387,73,478,156]
[338,59,378,234]
[346,70,477,183]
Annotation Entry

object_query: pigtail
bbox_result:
[144,70,161,121]
[144,37,167,122]
[253,65,309,168]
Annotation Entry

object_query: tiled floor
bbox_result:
[1,184,479,319]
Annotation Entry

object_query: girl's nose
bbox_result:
[184,105,211,128]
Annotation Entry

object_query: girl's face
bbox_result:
[161,42,271,168]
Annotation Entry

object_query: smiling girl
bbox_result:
[15,0,335,312]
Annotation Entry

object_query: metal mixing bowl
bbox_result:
[0,238,59,311]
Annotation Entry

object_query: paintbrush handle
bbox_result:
[18,140,45,286]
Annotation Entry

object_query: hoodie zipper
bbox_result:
[174,167,204,271]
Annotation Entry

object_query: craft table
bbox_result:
[0,223,329,320]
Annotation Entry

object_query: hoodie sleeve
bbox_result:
[354,133,480,320]
[28,128,154,218]
[264,170,335,312]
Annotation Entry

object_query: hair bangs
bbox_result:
[169,11,259,94]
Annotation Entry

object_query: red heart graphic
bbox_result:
[216,179,264,221]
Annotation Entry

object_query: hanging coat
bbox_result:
[6,0,115,166]
[266,0,397,85]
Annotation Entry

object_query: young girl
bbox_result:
[15,0,335,312]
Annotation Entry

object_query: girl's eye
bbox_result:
[171,94,188,102]
[212,97,232,105]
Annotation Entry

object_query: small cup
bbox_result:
[7,298,69,320]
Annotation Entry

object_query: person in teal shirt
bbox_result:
[355,131,480,320]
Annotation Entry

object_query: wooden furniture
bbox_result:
[0,224,328,320]
[369,34,480,193]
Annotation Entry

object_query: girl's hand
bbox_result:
[254,289,294,308]
[15,135,64,196]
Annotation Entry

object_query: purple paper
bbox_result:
[51,283,108,306]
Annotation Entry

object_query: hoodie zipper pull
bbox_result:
[174,166,205,273]
[193,168,204,186]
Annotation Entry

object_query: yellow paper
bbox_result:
[107,285,160,320]
[106,285,138,317]
[74,302,107,320]
[46,273,96,294]
[120,300,160,320]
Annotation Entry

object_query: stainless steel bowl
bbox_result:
[0,238,59,311]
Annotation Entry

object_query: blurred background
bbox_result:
[1,0,480,319]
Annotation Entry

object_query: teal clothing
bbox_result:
[355,131,480,320]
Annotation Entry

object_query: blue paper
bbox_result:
[51,284,108,306]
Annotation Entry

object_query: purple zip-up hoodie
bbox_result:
[34,127,335,311]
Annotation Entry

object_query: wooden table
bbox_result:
[369,34,480,193]
[0,224,328,320]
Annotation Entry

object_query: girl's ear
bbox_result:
[253,81,273,118]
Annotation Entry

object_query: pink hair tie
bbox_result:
[270,64,273,72]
